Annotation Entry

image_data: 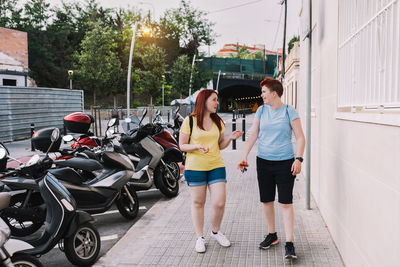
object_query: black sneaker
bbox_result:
[259,233,279,249]
[285,242,297,259]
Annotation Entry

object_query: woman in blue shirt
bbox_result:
[240,78,305,260]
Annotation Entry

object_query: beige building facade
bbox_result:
[298,1,400,267]
[0,27,29,86]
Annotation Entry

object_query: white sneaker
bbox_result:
[211,231,231,247]
[195,237,206,253]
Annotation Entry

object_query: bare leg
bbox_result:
[208,182,226,232]
[189,185,207,237]
[262,201,276,233]
[280,203,294,242]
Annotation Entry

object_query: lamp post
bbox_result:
[68,70,73,89]
[126,22,138,118]
[162,74,165,107]
[126,2,154,118]
[188,55,203,99]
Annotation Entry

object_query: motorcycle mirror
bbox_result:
[124,118,132,123]
[46,128,60,156]
[62,135,74,142]
[107,118,117,128]
[51,128,60,142]
[0,147,7,160]
[155,109,161,116]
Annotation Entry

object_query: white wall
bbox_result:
[299,1,400,267]
[0,74,25,86]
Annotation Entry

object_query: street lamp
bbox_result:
[188,54,203,99]
[162,74,165,107]
[68,70,73,89]
[126,2,154,118]
[126,22,138,118]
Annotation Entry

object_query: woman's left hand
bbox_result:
[291,160,302,176]
[229,130,244,141]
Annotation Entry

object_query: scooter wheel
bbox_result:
[116,185,139,220]
[1,192,45,237]
[64,223,100,267]
[11,253,44,267]
[154,161,180,198]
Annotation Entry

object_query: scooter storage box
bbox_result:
[31,127,62,152]
[63,112,93,133]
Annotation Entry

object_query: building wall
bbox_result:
[0,74,25,86]
[0,27,29,86]
[299,1,400,267]
[0,27,28,70]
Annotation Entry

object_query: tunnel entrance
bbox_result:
[218,82,263,113]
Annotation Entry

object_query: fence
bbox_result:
[0,86,84,142]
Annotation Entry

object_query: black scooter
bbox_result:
[0,129,101,266]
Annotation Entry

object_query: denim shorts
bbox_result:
[184,167,227,186]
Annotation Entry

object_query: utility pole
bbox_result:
[281,0,288,82]
[305,0,312,210]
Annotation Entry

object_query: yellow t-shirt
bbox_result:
[180,116,225,171]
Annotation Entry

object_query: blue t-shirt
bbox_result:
[255,104,299,161]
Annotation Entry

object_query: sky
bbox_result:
[47,0,302,55]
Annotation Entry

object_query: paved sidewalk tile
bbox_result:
[96,141,344,267]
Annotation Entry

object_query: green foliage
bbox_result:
[171,55,191,98]
[288,35,300,53]
[0,0,216,107]
[171,54,212,99]
[137,44,167,105]
[74,22,123,104]
[159,0,215,57]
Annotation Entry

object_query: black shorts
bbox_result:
[256,157,296,204]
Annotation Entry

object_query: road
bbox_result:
[26,188,165,267]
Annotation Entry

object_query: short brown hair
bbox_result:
[259,78,283,97]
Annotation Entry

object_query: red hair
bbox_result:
[260,78,283,97]
[190,89,224,131]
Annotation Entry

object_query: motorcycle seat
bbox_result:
[48,168,84,185]
[55,157,102,172]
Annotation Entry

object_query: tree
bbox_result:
[0,0,24,28]
[171,54,191,98]
[288,35,300,53]
[74,22,123,105]
[137,44,167,105]
[159,0,215,58]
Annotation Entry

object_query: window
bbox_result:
[3,79,17,86]
[338,0,400,109]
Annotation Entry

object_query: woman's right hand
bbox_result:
[196,144,209,153]
[237,156,248,169]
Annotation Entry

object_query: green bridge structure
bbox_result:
[197,55,278,112]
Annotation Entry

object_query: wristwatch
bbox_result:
[295,157,303,163]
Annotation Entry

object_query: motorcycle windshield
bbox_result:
[121,115,141,133]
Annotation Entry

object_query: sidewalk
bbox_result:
[95,141,345,267]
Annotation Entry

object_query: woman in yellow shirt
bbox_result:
[179,89,243,253]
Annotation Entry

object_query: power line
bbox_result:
[207,0,264,14]
[271,5,283,50]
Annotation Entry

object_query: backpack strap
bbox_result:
[188,115,193,142]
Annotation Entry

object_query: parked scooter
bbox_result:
[0,123,139,237]
[120,120,183,198]
[0,192,43,267]
[0,130,101,266]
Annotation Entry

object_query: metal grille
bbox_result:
[0,86,83,142]
[338,0,400,108]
